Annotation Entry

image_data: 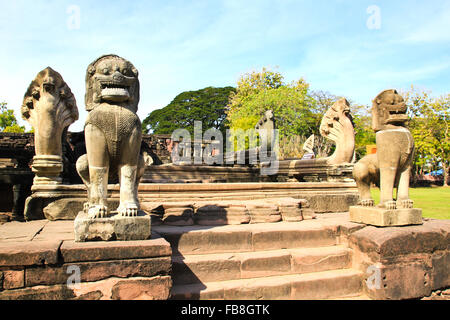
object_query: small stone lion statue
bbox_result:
[76,54,145,219]
[353,89,414,209]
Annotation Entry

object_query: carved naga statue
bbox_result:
[353,89,415,209]
[76,54,145,219]
[21,67,79,185]
[319,98,355,165]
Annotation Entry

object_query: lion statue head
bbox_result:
[372,89,408,132]
[85,54,140,112]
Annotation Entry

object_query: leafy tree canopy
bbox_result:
[226,68,315,139]
[142,86,236,136]
[403,86,450,185]
[0,102,25,133]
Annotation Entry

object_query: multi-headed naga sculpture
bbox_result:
[21,67,79,184]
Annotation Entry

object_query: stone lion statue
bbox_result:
[353,89,414,209]
[76,54,145,219]
[319,98,355,165]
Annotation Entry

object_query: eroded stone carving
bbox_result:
[21,67,79,185]
[255,109,276,153]
[319,98,355,165]
[76,54,145,220]
[353,89,415,210]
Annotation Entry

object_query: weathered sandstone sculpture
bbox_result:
[76,54,145,220]
[255,109,276,153]
[21,67,79,185]
[319,98,355,165]
[350,89,421,226]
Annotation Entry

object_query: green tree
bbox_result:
[404,87,450,186]
[0,102,25,133]
[226,68,315,153]
[142,86,235,136]
[352,104,376,159]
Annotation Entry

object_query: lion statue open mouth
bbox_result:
[76,54,145,219]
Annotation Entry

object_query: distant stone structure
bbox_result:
[74,54,149,241]
[21,67,79,185]
[273,99,356,183]
[350,89,422,226]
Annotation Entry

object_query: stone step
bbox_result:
[172,245,352,285]
[170,268,363,300]
[153,221,339,255]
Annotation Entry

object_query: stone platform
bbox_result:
[0,220,171,300]
[24,182,358,220]
[1,213,448,300]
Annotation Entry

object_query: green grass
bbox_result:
[370,187,450,220]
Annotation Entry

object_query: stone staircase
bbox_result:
[152,215,367,300]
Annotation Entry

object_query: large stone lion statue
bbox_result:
[76,54,145,219]
[353,89,414,209]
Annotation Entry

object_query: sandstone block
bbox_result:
[291,269,362,299]
[0,240,61,267]
[155,225,253,255]
[43,198,85,221]
[364,263,431,300]
[60,236,171,263]
[111,276,171,300]
[74,210,151,242]
[252,227,336,251]
[349,206,422,227]
[195,205,250,225]
[3,270,24,290]
[240,251,291,279]
[162,207,194,226]
[431,251,450,290]
[279,207,303,222]
[290,247,351,274]
[0,284,75,300]
[172,254,241,285]
[25,257,171,286]
[349,220,448,259]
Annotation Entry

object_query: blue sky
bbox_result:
[1,0,449,131]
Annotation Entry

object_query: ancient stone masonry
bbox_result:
[74,54,149,241]
[0,220,172,300]
[21,67,79,185]
[267,99,356,183]
[350,89,422,226]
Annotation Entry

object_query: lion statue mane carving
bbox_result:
[76,54,145,219]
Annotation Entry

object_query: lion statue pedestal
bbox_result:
[349,89,422,227]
